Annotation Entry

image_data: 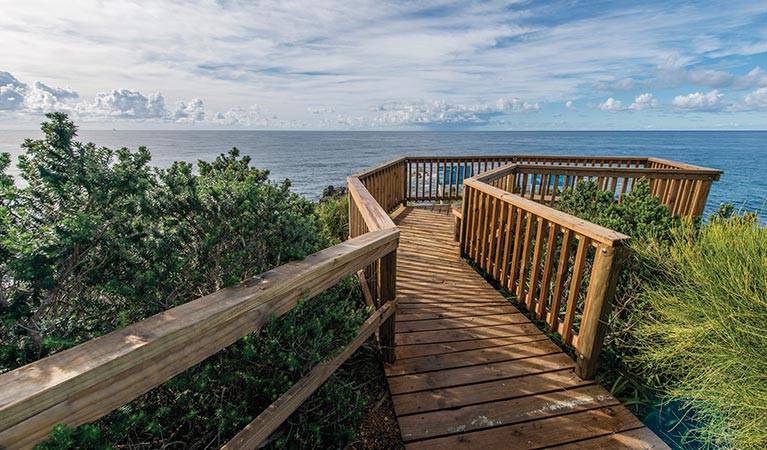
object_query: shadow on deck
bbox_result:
[385,205,668,450]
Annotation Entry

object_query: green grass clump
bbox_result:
[633,213,767,449]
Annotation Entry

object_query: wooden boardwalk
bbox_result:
[385,205,668,450]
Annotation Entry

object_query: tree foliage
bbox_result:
[0,113,369,448]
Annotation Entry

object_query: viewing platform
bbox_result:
[387,205,666,449]
[0,155,721,449]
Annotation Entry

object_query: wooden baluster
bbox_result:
[516,213,535,301]
[526,218,547,312]
[537,223,559,320]
[379,250,397,363]
[561,236,589,345]
[575,244,626,379]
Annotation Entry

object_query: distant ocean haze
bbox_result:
[1,130,765,219]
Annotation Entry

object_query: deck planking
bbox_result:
[386,205,668,450]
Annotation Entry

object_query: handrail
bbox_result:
[0,230,399,449]
[464,177,630,246]
[461,167,629,379]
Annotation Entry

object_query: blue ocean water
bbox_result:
[1,130,765,218]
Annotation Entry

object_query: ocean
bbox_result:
[1,130,765,218]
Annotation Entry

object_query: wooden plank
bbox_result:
[0,229,399,449]
[399,384,620,441]
[391,368,594,415]
[222,301,397,450]
[405,407,645,450]
[386,338,562,376]
[547,427,670,449]
[356,269,375,308]
[395,322,543,346]
[396,313,530,333]
[347,176,397,231]
[387,352,575,395]
[394,335,549,360]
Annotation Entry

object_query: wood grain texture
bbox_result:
[0,229,398,449]
[386,206,668,450]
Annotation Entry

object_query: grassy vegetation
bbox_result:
[632,211,767,449]
[557,179,767,449]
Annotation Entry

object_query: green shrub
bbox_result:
[0,113,371,448]
[317,193,349,244]
[556,179,679,416]
[632,213,767,449]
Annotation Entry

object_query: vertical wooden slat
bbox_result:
[526,218,547,312]
[516,213,535,301]
[561,236,589,345]
[379,250,397,364]
[537,223,559,320]
[575,245,626,379]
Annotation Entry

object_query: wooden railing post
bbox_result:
[379,249,397,363]
[575,244,627,379]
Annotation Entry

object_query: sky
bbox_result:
[1,0,767,130]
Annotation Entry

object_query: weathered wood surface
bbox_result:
[0,229,399,450]
[386,206,668,450]
[222,300,397,450]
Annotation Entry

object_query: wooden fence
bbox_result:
[0,175,400,449]
[462,164,629,378]
[405,155,721,218]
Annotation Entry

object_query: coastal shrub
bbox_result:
[556,179,679,410]
[1,113,372,448]
[632,212,767,449]
[36,281,369,450]
[317,190,349,244]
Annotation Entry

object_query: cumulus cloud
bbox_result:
[565,100,576,111]
[0,70,79,113]
[0,84,26,111]
[599,97,624,112]
[210,104,294,127]
[76,89,167,119]
[33,81,78,100]
[628,93,657,110]
[370,98,539,126]
[671,90,728,111]
[741,87,767,110]
[171,98,206,123]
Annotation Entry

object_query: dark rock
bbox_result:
[319,185,347,203]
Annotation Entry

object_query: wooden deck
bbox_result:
[385,205,668,450]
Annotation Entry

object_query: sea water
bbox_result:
[1,130,765,218]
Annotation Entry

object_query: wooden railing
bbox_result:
[0,177,401,449]
[462,164,630,379]
[403,156,722,218]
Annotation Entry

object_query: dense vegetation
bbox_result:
[558,179,767,449]
[0,113,372,449]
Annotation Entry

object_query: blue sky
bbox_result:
[1,0,766,129]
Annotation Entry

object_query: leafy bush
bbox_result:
[35,281,369,450]
[0,113,372,448]
[317,191,349,244]
[632,213,767,449]
[556,179,679,414]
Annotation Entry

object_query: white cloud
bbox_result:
[0,85,26,111]
[33,81,78,99]
[741,87,767,110]
[599,97,624,112]
[77,89,167,119]
[671,90,728,112]
[370,98,539,126]
[628,93,657,110]
[0,71,78,113]
[565,100,576,111]
[171,98,206,123]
